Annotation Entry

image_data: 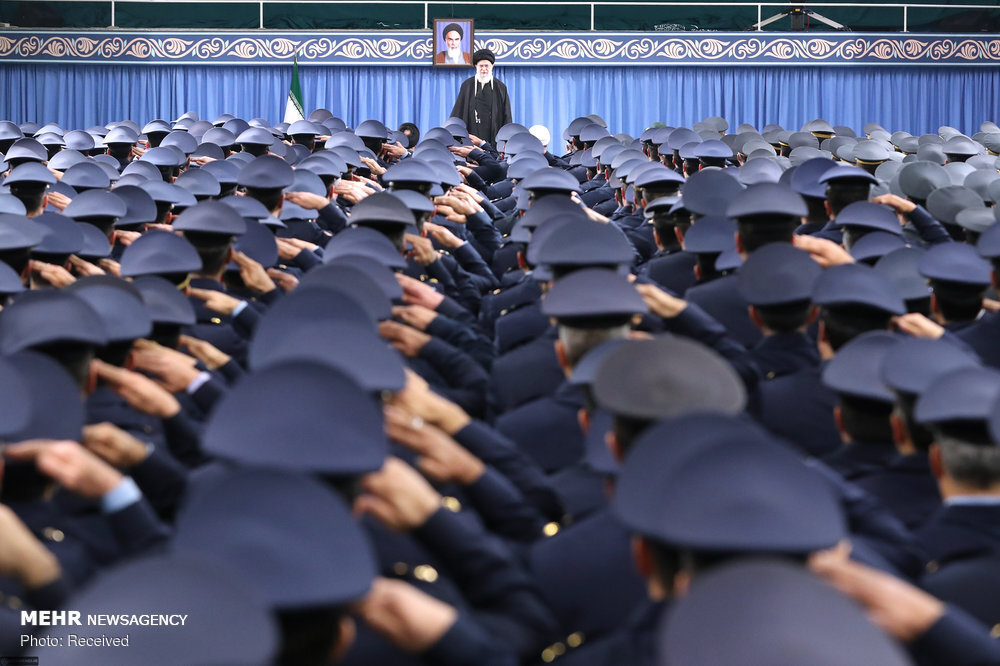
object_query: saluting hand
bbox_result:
[378,320,431,358]
[92,359,181,419]
[392,304,437,331]
[130,340,201,393]
[355,578,458,653]
[396,273,445,310]
[354,457,441,532]
[423,222,464,249]
[68,255,105,277]
[82,422,151,468]
[384,405,484,485]
[284,190,330,210]
[29,260,76,288]
[179,334,231,370]
[4,440,124,500]
[0,504,61,589]
[266,267,299,291]
[188,287,243,316]
[232,250,277,294]
[404,234,438,266]
[792,234,855,268]
[636,283,688,318]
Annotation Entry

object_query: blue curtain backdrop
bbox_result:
[2,63,998,140]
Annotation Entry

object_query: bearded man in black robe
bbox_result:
[450,49,513,145]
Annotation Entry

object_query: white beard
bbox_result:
[475,72,493,86]
[446,47,463,63]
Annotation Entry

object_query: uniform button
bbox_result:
[540,648,556,663]
[441,496,462,513]
[551,642,566,656]
[419,275,428,282]
[492,289,501,295]
[766,371,776,380]
[278,264,287,270]
[429,278,439,284]
[392,562,409,576]
[992,624,1000,639]
[543,522,560,537]
[43,527,65,543]
[567,632,584,648]
[925,560,939,573]
[413,565,438,583]
[499,308,509,316]
[8,596,22,609]
[210,317,222,324]
[143,425,153,434]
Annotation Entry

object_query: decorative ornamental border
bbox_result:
[2,31,1000,66]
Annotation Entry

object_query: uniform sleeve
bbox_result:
[454,420,564,521]
[908,605,1000,666]
[906,205,954,246]
[426,312,496,370]
[413,507,558,657]
[418,338,489,417]
[104,491,171,557]
[463,210,503,265]
[127,444,189,520]
[460,466,548,541]
[316,201,348,234]
[422,613,519,666]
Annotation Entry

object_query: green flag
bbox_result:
[284,54,304,123]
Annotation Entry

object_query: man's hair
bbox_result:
[754,300,813,333]
[245,187,284,214]
[839,395,894,444]
[557,323,629,368]
[694,252,722,283]
[905,295,932,317]
[32,341,95,392]
[8,182,47,215]
[647,541,805,597]
[291,134,315,151]
[389,181,433,196]
[930,279,986,323]
[803,195,828,224]
[361,136,384,154]
[699,157,728,169]
[636,184,681,204]
[825,181,871,216]
[893,395,935,453]
[736,215,798,254]
[0,247,31,276]
[550,263,619,282]
[184,231,233,276]
[398,122,420,148]
[651,216,680,251]
[157,165,180,182]
[938,436,1000,489]
[841,227,872,253]
[821,305,893,352]
[153,201,173,225]
[611,414,654,459]
[149,322,182,349]
[276,606,344,666]
[97,340,134,368]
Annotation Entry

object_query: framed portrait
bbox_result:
[433,18,474,67]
